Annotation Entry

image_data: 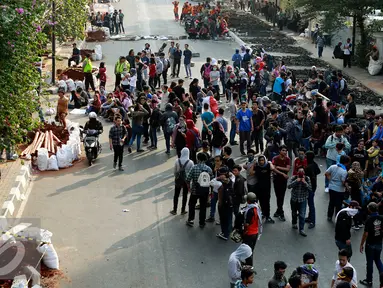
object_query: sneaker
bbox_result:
[190,77,193,79]
[199,223,205,228]
[241,152,246,156]
[147,145,154,150]
[165,150,171,155]
[230,142,238,145]
[325,188,329,193]
[352,225,360,230]
[185,76,189,79]
[113,162,117,169]
[308,223,315,229]
[195,204,200,209]
[358,223,365,228]
[186,220,194,227]
[181,210,187,215]
[206,217,215,223]
[359,280,372,287]
[292,224,298,229]
[305,217,311,223]
[170,210,177,215]
[152,146,158,150]
[299,230,307,237]
[215,221,220,225]
[279,215,286,222]
[266,217,275,224]
[137,149,145,152]
[128,147,132,153]
[118,167,124,171]
[216,232,228,241]
[273,212,281,218]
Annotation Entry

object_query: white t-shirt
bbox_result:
[66,79,76,92]
[202,96,211,110]
[285,78,292,92]
[344,43,352,55]
[332,260,357,287]
[129,75,137,87]
[121,74,130,86]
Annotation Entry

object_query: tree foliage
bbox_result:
[0,0,89,152]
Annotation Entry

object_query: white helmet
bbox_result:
[89,112,97,119]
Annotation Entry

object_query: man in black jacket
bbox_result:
[232,165,246,217]
[344,93,357,123]
[335,200,361,260]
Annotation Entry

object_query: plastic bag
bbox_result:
[37,148,49,171]
[95,45,102,60]
[57,145,73,168]
[37,244,59,269]
[45,108,56,116]
[368,56,383,76]
[47,155,59,171]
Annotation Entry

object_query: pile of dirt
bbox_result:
[274,55,329,68]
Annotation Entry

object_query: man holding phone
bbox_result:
[288,167,312,237]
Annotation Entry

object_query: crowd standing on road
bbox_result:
[56,6,383,288]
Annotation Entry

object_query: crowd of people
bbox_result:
[57,12,383,287]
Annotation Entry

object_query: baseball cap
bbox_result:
[245,192,257,203]
[349,200,361,209]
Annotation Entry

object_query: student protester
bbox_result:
[268,261,288,288]
[304,151,321,229]
[228,244,253,288]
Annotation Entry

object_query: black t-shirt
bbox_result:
[314,105,327,125]
[189,85,200,101]
[172,85,185,101]
[349,148,368,169]
[252,109,265,127]
[255,163,271,187]
[175,125,186,147]
[365,214,383,245]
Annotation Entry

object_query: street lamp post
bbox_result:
[51,0,56,84]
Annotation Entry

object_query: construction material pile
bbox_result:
[0,226,68,288]
[21,121,82,171]
[59,67,98,81]
[86,28,108,42]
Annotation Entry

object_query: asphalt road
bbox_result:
[21,0,379,287]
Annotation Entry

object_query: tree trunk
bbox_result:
[356,14,368,67]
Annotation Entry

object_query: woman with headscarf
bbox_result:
[211,121,228,157]
[149,96,162,150]
[86,91,102,114]
[228,244,253,288]
[170,147,194,215]
[185,119,200,163]
[255,155,276,223]
[171,115,187,157]
[346,161,364,229]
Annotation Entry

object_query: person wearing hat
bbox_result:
[359,202,383,287]
[333,267,355,288]
[366,45,380,62]
[242,192,262,266]
[334,200,361,259]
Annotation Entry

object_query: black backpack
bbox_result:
[175,159,189,187]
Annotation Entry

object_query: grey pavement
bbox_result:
[21,1,379,287]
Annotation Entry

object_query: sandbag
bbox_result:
[37,148,49,171]
[368,56,383,76]
[57,145,73,168]
[16,226,53,243]
[47,155,59,171]
[95,45,103,60]
[37,244,59,269]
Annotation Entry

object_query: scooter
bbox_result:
[83,129,102,166]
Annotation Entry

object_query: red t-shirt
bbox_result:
[272,155,291,180]
[293,158,308,175]
[149,64,156,77]
[184,108,193,120]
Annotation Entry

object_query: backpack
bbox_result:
[339,79,348,95]
[289,120,303,143]
[222,180,235,207]
[195,170,211,195]
[175,159,189,187]
[203,64,211,79]
[165,116,176,134]
[190,129,202,150]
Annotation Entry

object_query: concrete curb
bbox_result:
[0,162,33,219]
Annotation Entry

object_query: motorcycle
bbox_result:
[83,129,102,166]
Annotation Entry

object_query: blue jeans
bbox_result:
[336,240,352,259]
[318,46,324,57]
[302,137,311,151]
[290,199,307,231]
[365,243,383,282]
[307,190,316,225]
[325,158,337,188]
[230,119,236,144]
[164,131,172,152]
[210,192,218,218]
[184,63,191,77]
[150,126,158,147]
[129,125,143,150]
